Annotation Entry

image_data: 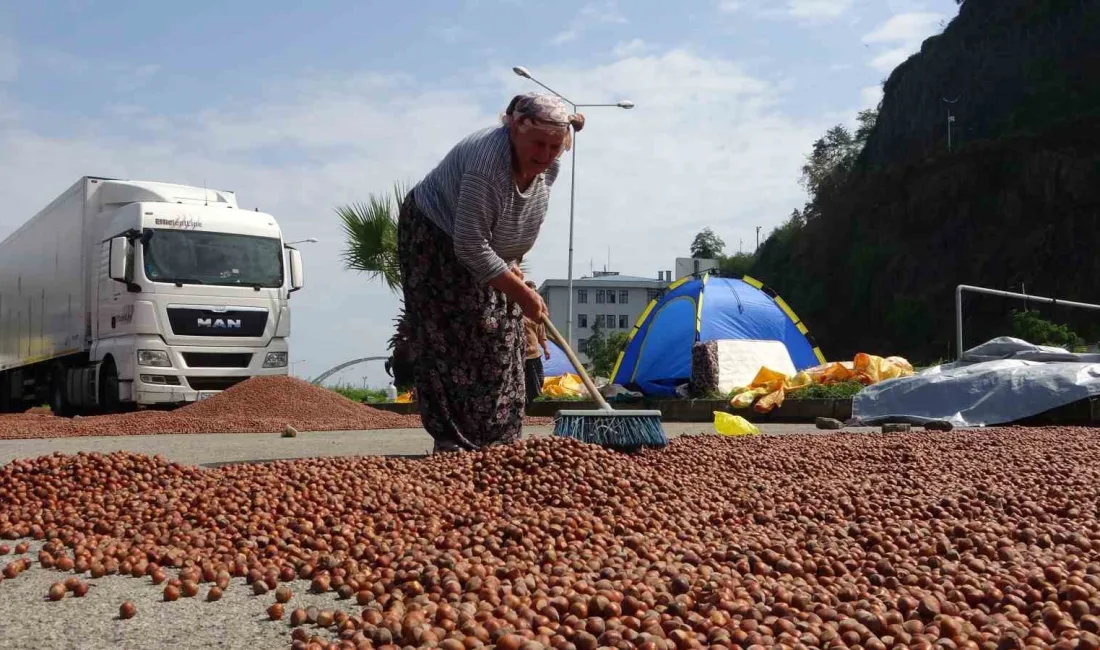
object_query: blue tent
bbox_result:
[542,339,574,378]
[610,273,826,396]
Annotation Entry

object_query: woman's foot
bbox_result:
[431,439,463,454]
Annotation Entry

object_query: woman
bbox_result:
[397,92,584,454]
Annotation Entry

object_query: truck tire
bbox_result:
[99,361,121,415]
[50,368,72,418]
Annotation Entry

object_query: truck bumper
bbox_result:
[131,338,289,405]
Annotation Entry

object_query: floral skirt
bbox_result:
[396,191,526,451]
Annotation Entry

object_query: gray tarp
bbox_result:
[851,337,1100,427]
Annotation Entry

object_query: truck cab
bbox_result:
[95,193,303,409]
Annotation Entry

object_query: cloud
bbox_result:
[612,39,650,58]
[862,11,945,72]
[551,1,628,45]
[717,0,855,23]
[786,0,855,20]
[0,49,830,388]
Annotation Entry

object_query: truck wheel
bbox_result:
[50,370,72,418]
[100,362,121,414]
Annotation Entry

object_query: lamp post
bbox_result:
[286,238,319,245]
[512,65,634,350]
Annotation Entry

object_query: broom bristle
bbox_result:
[552,411,669,452]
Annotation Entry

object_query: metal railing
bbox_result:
[955,284,1100,360]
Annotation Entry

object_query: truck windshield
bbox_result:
[142,229,283,288]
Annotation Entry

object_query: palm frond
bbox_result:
[336,181,411,294]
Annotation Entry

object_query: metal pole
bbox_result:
[955,284,1100,360]
[947,111,953,152]
[566,106,577,348]
[955,286,964,361]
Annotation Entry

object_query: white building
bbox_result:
[538,270,673,361]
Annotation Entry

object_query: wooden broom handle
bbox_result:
[541,315,612,410]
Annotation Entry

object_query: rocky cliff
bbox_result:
[751,0,1100,363]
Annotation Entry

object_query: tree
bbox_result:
[799,108,878,210]
[582,321,630,378]
[717,252,755,278]
[690,228,725,259]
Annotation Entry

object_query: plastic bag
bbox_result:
[713,411,760,437]
[542,373,587,398]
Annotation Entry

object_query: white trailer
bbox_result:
[0,176,305,415]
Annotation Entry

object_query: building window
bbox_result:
[619,290,629,304]
[619,315,629,328]
[578,338,587,352]
[607,291,616,304]
[577,289,587,304]
[646,289,662,301]
[595,290,605,304]
[606,313,615,328]
[577,313,587,328]
[595,315,605,327]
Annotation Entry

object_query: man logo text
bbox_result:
[197,318,241,329]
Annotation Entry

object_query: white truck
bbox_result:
[0,176,305,415]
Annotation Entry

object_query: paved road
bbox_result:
[0,423,876,467]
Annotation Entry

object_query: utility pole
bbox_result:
[943,96,959,152]
[755,226,761,251]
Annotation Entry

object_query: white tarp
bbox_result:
[851,337,1100,427]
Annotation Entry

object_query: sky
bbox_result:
[0,0,958,389]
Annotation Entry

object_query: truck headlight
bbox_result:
[137,349,171,367]
[263,352,288,368]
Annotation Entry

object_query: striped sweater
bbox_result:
[412,125,561,283]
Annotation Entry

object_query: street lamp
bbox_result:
[286,237,319,245]
[512,65,634,349]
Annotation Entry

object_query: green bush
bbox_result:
[786,380,865,400]
[1010,309,1085,350]
[329,384,388,403]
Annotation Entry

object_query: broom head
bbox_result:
[552,408,669,452]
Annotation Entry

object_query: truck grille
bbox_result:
[182,353,252,368]
[167,307,268,338]
[186,376,248,391]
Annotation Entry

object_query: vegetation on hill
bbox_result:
[708,0,1100,363]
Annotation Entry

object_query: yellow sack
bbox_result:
[713,411,760,437]
[395,391,413,403]
[542,373,587,398]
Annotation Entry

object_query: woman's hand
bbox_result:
[517,285,548,323]
[489,264,545,321]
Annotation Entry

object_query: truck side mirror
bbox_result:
[109,236,131,283]
[288,248,304,292]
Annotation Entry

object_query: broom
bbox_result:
[541,315,668,452]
